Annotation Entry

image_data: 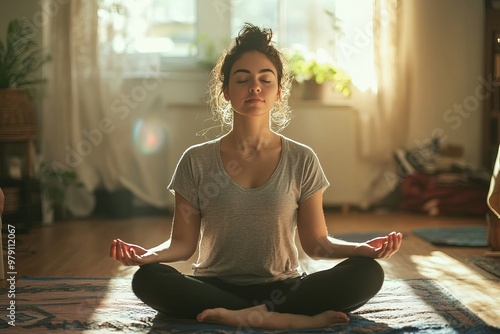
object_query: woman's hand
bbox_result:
[357,231,403,259]
[109,239,158,266]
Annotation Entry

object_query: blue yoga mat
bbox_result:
[412,226,488,247]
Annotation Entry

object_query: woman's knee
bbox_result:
[338,257,385,312]
[346,256,383,275]
[132,264,154,297]
[363,257,385,291]
[131,263,178,297]
[362,257,384,280]
[341,257,385,292]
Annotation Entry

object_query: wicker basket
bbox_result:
[0,88,38,140]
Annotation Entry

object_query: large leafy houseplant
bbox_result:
[0,18,50,88]
[0,18,51,141]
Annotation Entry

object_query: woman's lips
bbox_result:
[245,98,263,103]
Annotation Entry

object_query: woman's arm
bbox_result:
[110,193,201,266]
[296,191,402,260]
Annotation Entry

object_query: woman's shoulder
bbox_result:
[280,134,317,156]
[182,138,220,157]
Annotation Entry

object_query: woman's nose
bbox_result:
[249,78,261,93]
[249,85,261,93]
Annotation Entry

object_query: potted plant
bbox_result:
[39,163,82,222]
[0,18,51,226]
[0,18,50,140]
[287,48,350,100]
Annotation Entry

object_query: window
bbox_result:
[96,0,374,90]
[231,0,374,90]
[98,0,197,57]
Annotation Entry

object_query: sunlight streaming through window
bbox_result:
[98,0,196,57]
[231,0,375,91]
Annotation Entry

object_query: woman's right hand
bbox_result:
[110,239,158,266]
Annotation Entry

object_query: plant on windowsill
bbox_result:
[195,34,230,70]
[286,48,350,100]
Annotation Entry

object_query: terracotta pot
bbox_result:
[302,80,325,100]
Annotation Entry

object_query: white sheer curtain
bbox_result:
[42,0,111,191]
[354,0,410,207]
[42,0,168,212]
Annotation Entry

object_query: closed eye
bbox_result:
[236,79,271,84]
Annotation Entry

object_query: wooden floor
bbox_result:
[3,210,500,328]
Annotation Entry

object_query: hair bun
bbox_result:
[235,23,273,50]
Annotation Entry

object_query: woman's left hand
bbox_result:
[361,231,403,259]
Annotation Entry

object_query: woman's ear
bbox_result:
[223,87,230,101]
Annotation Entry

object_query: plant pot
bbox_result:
[41,193,54,225]
[54,204,69,221]
[0,88,38,140]
[302,80,325,100]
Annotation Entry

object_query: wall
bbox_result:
[281,104,358,207]
[404,0,484,167]
[0,0,41,36]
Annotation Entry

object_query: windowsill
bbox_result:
[122,65,211,81]
[289,98,353,109]
[120,70,354,109]
[164,99,353,110]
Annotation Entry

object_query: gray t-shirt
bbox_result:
[167,135,329,285]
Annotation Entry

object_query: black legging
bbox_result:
[132,257,384,319]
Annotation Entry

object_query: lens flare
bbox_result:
[133,119,168,155]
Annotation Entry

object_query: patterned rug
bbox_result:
[412,226,488,247]
[467,256,500,278]
[0,277,498,333]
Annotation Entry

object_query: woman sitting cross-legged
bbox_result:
[110,23,403,330]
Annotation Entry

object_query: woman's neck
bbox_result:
[224,117,279,152]
[224,129,279,152]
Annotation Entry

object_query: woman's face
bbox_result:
[224,51,280,119]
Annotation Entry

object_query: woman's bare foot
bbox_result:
[197,304,349,329]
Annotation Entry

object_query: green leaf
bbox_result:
[286,48,351,96]
[0,18,50,88]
